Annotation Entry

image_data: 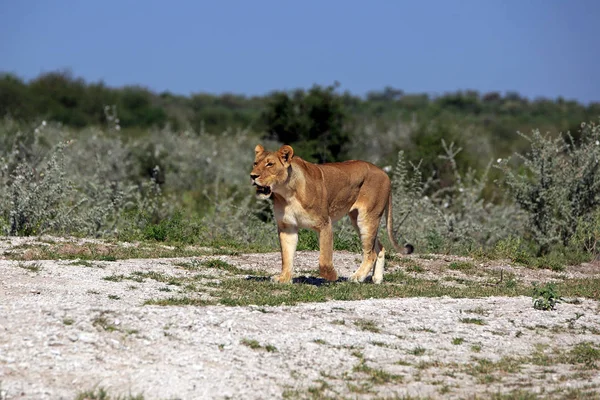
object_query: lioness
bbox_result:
[251,144,413,284]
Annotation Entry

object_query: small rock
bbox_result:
[78,333,96,343]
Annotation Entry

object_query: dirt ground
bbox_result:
[1,236,599,400]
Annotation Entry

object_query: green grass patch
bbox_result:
[6,240,254,262]
[464,307,489,316]
[448,261,475,271]
[103,274,126,282]
[408,346,426,356]
[354,319,380,333]
[75,388,144,400]
[92,315,119,332]
[130,271,183,286]
[405,262,425,273]
[460,317,486,325]
[240,338,278,352]
[465,357,522,383]
[144,296,214,306]
[471,344,482,353]
[201,259,251,275]
[68,259,97,267]
[566,342,600,369]
[213,272,530,307]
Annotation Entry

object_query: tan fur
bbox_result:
[250,144,413,284]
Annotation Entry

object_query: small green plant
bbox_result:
[532,282,560,311]
[409,346,426,356]
[241,338,261,349]
[460,317,486,325]
[240,338,277,352]
[464,307,489,316]
[103,274,126,282]
[354,319,380,333]
[452,337,465,345]
[75,388,144,400]
[265,344,278,353]
[471,344,482,353]
[63,317,74,325]
[108,294,121,300]
[92,315,119,332]
[69,260,95,267]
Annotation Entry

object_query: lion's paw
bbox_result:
[271,274,292,284]
[319,267,338,282]
[349,273,367,283]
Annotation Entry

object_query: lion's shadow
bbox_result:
[246,275,363,287]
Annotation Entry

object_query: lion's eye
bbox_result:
[266,162,274,167]
[253,162,258,166]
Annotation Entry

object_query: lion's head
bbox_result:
[250,144,294,199]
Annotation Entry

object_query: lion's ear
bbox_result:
[278,145,294,165]
[255,144,265,156]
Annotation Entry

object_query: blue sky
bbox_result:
[1,0,599,103]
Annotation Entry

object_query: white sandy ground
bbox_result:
[1,236,600,399]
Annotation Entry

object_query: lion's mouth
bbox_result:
[253,183,272,197]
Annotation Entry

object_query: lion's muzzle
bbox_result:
[251,174,272,198]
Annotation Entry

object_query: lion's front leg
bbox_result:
[317,221,338,281]
[274,225,298,283]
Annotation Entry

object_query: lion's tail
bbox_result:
[385,193,414,255]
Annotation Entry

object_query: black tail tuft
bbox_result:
[404,243,414,254]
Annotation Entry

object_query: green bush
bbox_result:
[388,141,524,254]
[262,83,349,163]
[1,106,598,268]
[532,282,559,311]
[498,120,600,255]
[4,141,76,236]
[570,207,600,258]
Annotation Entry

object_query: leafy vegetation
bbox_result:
[74,388,144,400]
[1,70,599,270]
[532,282,560,311]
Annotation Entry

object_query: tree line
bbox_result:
[1,70,599,164]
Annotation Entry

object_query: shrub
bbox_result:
[388,141,524,254]
[5,141,77,235]
[498,120,600,255]
[532,282,559,311]
[262,83,349,163]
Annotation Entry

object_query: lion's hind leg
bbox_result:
[371,239,385,284]
[349,211,380,283]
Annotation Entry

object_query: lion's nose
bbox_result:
[250,174,259,180]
